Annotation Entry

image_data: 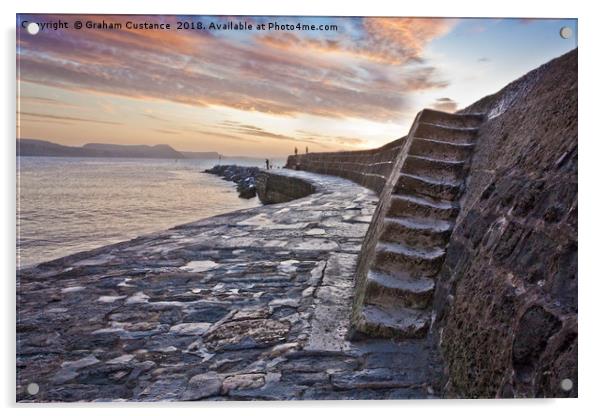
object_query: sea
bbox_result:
[16,157,283,268]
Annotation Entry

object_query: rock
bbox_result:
[153,346,178,353]
[231,308,269,321]
[237,178,256,199]
[305,228,326,235]
[62,355,100,370]
[292,239,339,251]
[182,372,222,400]
[221,373,265,394]
[302,287,315,297]
[204,165,259,199]
[110,370,129,381]
[169,322,212,336]
[268,298,300,308]
[125,292,149,304]
[268,342,299,358]
[331,368,418,390]
[61,286,85,293]
[137,377,188,401]
[278,260,299,273]
[203,319,290,351]
[179,260,218,273]
[106,354,135,365]
[52,368,78,383]
[97,295,126,303]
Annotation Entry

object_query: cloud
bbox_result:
[220,121,296,141]
[220,121,329,147]
[214,122,363,150]
[431,97,458,113]
[296,129,366,146]
[260,18,455,65]
[144,113,170,122]
[178,126,261,143]
[18,111,123,125]
[19,95,79,110]
[362,18,455,64]
[18,15,456,123]
[477,57,490,63]
[153,128,181,135]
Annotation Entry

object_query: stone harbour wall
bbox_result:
[433,49,577,398]
[285,138,406,194]
[255,171,316,204]
[17,169,446,402]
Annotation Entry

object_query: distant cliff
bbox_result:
[17,139,220,159]
[181,151,221,159]
[82,143,183,159]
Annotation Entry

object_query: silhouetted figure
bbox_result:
[306,146,308,154]
[294,147,298,156]
[265,159,270,170]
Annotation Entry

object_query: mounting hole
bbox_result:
[26,22,40,35]
[560,378,573,392]
[27,382,39,395]
[559,26,572,39]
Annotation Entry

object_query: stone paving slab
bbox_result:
[17,169,442,402]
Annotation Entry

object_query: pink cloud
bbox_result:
[18,15,455,122]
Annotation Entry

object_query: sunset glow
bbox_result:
[17,15,577,157]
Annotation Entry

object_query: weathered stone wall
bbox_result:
[433,49,577,398]
[256,170,315,204]
[285,138,406,194]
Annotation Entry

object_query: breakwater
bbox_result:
[203,165,259,199]
[17,169,442,402]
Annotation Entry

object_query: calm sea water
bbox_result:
[16,157,276,268]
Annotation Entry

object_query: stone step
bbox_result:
[409,137,474,162]
[414,122,478,144]
[364,269,435,309]
[387,193,459,221]
[395,173,461,200]
[419,108,485,128]
[402,154,466,182]
[374,241,445,277]
[356,304,431,339]
[381,216,452,248]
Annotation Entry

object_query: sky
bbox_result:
[16,15,577,157]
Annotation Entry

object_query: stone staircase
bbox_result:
[352,109,484,339]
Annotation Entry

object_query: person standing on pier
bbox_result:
[265,158,270,170]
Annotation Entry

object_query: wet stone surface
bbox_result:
[17,169,442,402]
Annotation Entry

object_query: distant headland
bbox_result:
[17,138,221,159]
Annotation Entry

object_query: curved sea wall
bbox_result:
[284,138,406,194]
[18,169,446,401]
[433,49,577,398]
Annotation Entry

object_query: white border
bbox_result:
[2,1,598,415]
